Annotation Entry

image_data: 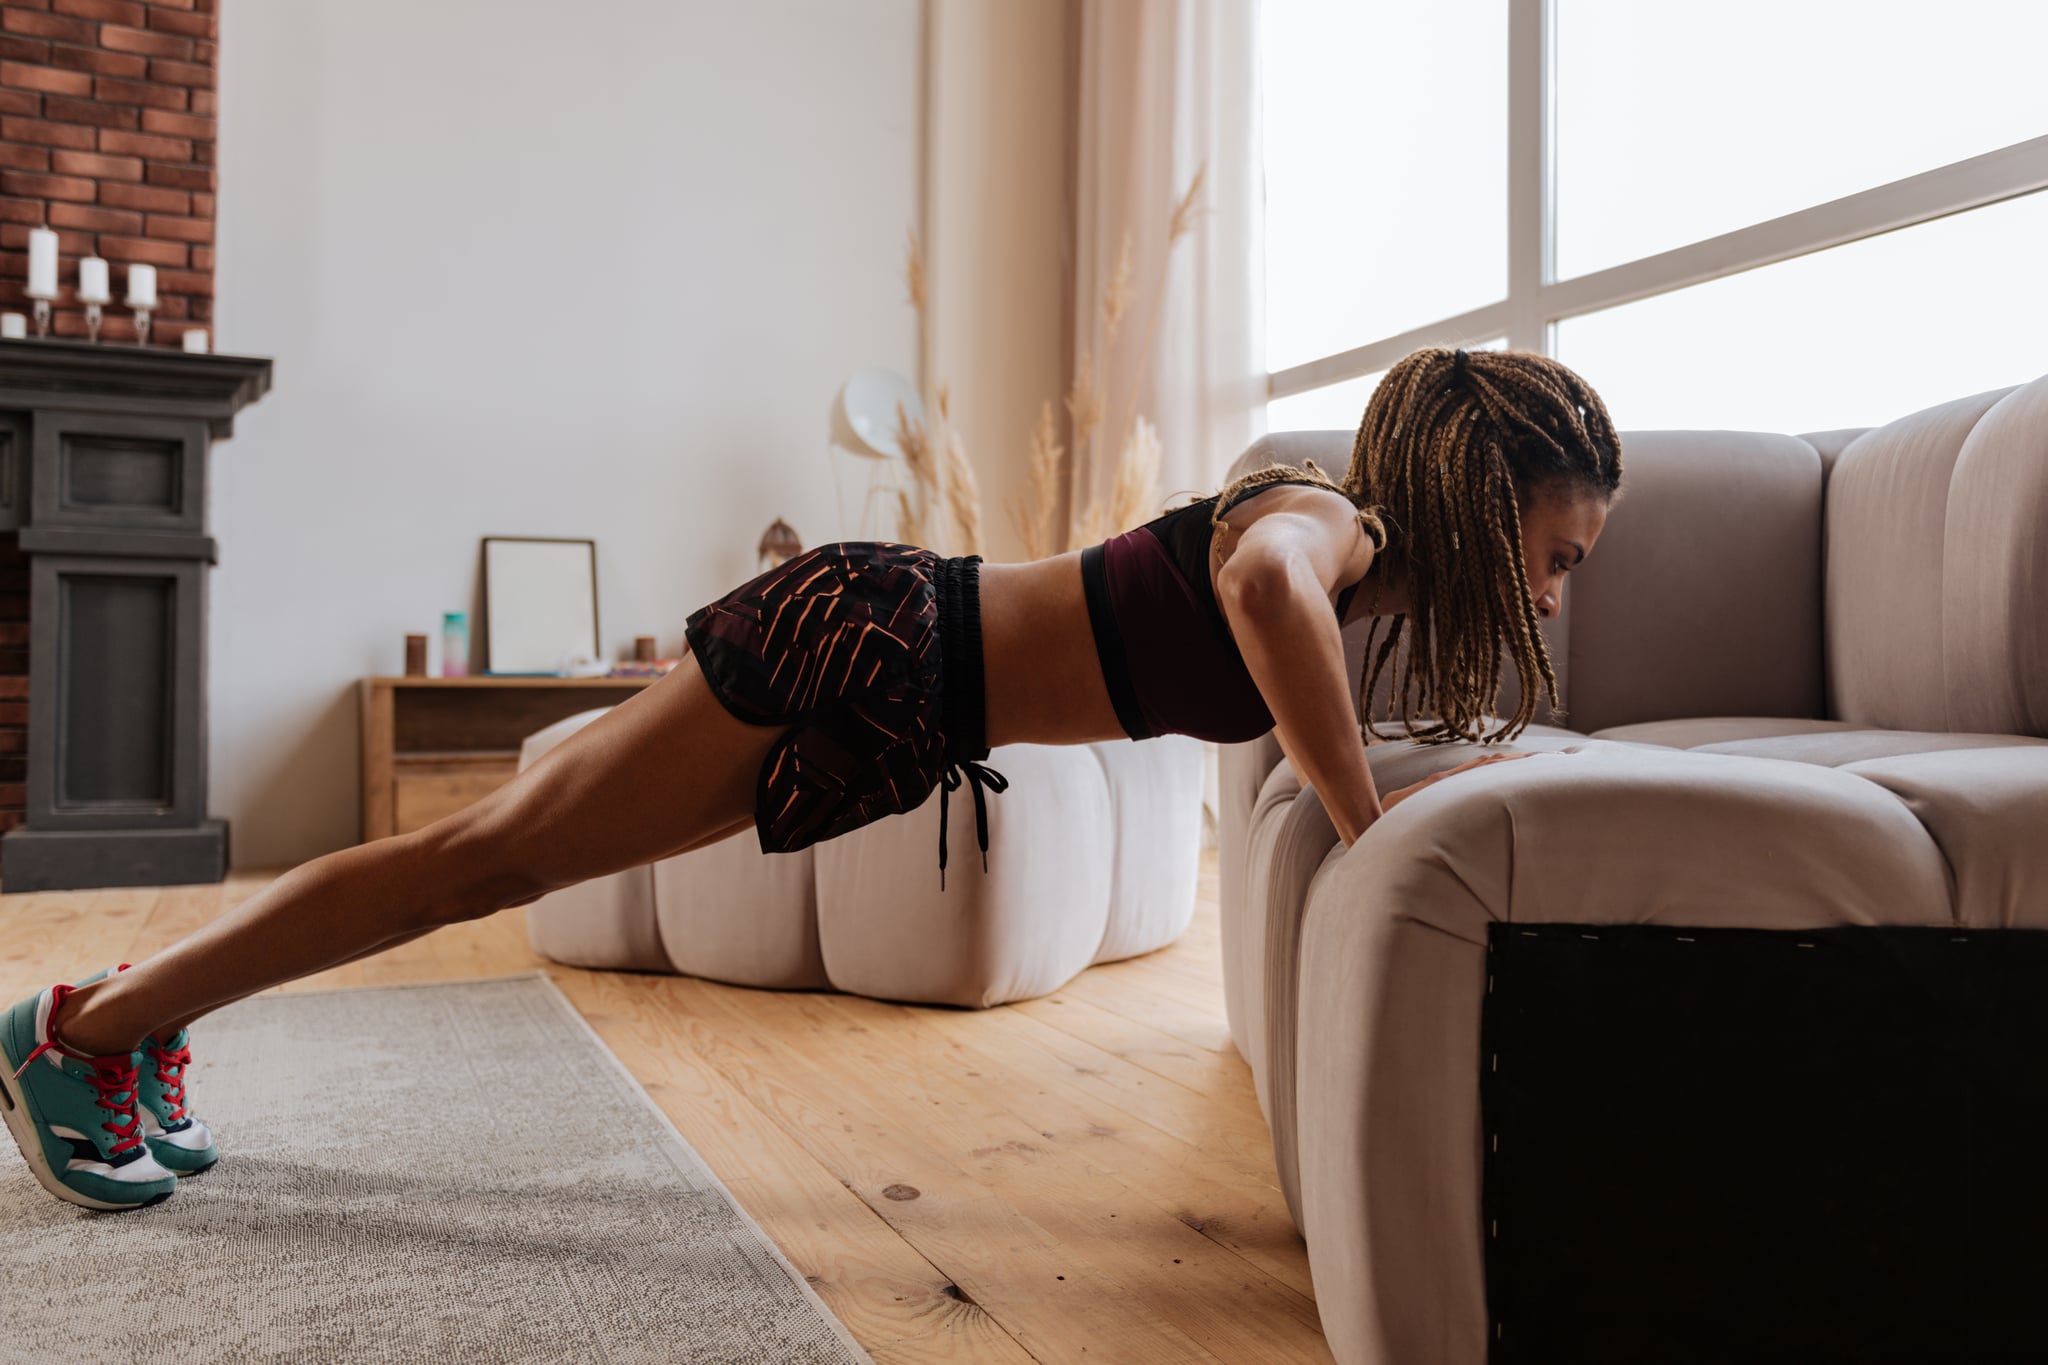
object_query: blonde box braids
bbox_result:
[1208,346,1622,746]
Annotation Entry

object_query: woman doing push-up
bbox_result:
[2,345,1622,1210]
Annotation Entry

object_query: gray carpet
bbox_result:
[0,974,871,1364]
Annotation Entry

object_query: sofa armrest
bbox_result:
[1289,746,1952,1365]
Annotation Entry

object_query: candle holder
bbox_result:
[83,302,103,344]
[28,298,51,339]
[132,307,152,348]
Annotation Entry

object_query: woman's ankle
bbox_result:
[52,978,146,1058]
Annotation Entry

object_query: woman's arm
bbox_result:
[1218,492,1383,847]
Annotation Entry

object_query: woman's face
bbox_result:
[1519,486,1610,620]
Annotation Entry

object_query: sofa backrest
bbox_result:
[1563,430,1829,733]
[1824,374,2048,736]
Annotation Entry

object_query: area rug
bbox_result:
[0,974,871,1364]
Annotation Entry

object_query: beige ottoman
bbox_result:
[518,708,1205,1007]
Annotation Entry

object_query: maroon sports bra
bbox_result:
[1078,479,1362,743]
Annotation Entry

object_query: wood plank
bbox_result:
[929,999,1285,1187]
[1012,988,1257,1108]
[803,991,1326,1340]
[553,967,1037,1365]
[360,677,395,842]
[910,1004,1314,1301]
[394,766,518,835]
[662,975,1228,1365]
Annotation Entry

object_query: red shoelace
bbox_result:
[12,982,148,1157]
[86,1059,147,1156]
[146,1039,190,1124]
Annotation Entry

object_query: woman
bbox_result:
[1,346,1622,1211]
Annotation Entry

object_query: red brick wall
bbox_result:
[0,0,215,344]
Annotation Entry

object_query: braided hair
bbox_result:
[1209,346,1623,745]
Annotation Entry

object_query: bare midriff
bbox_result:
[977,553,1129,749]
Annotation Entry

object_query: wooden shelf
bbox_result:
[358,675,656,841]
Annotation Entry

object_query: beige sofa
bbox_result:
[519,714,1206,1007]
[1220,375,2048,1363]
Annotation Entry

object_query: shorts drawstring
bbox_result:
[934,554,1008,890]
[938,758,1009,890]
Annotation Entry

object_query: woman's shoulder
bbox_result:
[1216,468,1349,511]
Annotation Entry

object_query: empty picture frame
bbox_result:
[482,536,599,675]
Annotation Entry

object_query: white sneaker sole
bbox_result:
[0,1045,172,1213]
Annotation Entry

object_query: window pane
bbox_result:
[1268,372,1383,433]
[1555,0,2048,280]
[1266,340,1506,432]
[1552,190,2048,433]
[1262,0,1507,371]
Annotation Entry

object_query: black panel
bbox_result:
[0,417,20,527]
[61,434,180,514]
[1482,922,2048,1364]
[58,573,173,807]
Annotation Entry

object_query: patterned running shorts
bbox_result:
[683,542,1007,885]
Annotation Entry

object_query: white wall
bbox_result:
[212,0,921,865]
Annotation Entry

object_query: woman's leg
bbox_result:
[52,655,786,1058]
[139,812,758,1041]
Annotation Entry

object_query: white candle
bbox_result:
[125,263,157,309]
[1,313,24,339]
[77,256,110,305]
[181,328,209,353]
[26,228,57,299]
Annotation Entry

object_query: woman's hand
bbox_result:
[1380,750,1537,812]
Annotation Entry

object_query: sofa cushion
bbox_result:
[1563,431,1826,734]
[1940,374,2048,737]
[1694,730,2048,768]
[1842,747,2048,929]
[1824,383,2018,730]
[1591,716,1864,749]
[1796,426,1872,478]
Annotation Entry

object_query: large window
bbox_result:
[1263,0,2048,434]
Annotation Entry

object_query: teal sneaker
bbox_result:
[76,965,219,1176]
[0,983,178,1211]
[137,1028,217,1176]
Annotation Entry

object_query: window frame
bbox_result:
[1265,0,2048,406]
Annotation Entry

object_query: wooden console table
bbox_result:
[358,676,656,842]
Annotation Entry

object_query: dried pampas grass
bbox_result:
[942,427,983,554]
[885,162,1205,562]
[1106,415,1163,536]
[1006,400,1064,562]
[1101,233,1135,346]
[904,227,926,314]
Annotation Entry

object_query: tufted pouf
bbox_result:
[518,708,1205,1007]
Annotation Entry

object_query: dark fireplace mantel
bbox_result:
[0,338,272,891]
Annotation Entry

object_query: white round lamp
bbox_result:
[829,368,924,460]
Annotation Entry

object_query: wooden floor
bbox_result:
[0,847,1331,1364]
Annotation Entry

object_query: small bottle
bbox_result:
[441,612,469,678]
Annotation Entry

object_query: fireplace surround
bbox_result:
[0,336,268,891]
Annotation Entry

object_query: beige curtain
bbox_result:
[1069,0,1264,843]
[1069,0,1264,524]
